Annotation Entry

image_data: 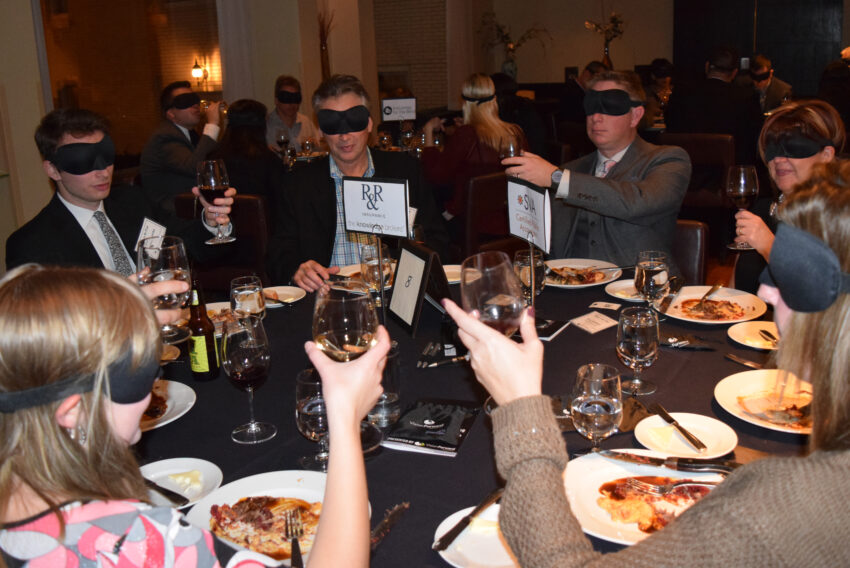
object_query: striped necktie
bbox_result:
[598,159,617,178]
[92,210,134,276]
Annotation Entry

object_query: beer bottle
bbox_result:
[188,279,220,381]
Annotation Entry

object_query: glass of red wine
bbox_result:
[726,165,759,251]
[460,251,526,337]
[196,159,235,245]
[221,315,276,444]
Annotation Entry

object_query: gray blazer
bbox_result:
[551,136,691,268]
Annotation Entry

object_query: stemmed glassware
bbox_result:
[137,235,192,344]
[359,243,393,306]
[221,315,276,444]
[230,275,266,319]
[295,368,330,471]
[312,282,379,362]
[196,159,235,245]
[634,250,669,308]
[275,129,289,153]
[616,307,659,396]
[378,132,392,150]
[499,136,519,160]
[461,252,526,337]
[302,137,315,156]
[570,363,623,452]
[513,248,545,306]
[726,165,760,251]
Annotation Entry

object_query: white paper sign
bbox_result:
[134,217,167,252]
[380,97,416,122]
[389,248,426,325]
[342,177,410,238]
[507,179,551,253]
[571,311,618,334]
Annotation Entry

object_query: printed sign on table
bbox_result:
[380,97,416,122]
[342,177,410,238]
[507,178,551,253]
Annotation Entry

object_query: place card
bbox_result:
[134,218,166,252]
[342,176,409,238]
[571,311,618,334]
[590,301,621,310]
[507,177,551,253]
[380,97,416,122]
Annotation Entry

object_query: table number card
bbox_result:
[507,177,551,253]
[571,311,618,334]
[389,241,452,337]
[380,97,416,122]
[342,176,410,238]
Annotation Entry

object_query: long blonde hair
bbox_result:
[0,266,161,526]
[775,160,850,451]
[461,73,523,153]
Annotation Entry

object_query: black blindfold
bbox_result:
[317,105,370,135]
[759,223,850,312]
[583,89,643,116]
[50,135,115,175]
[763,130,831,162]
[750,70,771,82]
[461,94,495,105]
[170,92,201,110]
[276,90,303,104]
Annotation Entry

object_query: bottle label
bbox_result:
[189,336,209,372]
[191,289,200,307]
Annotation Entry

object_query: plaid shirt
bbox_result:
[329,150,377,268]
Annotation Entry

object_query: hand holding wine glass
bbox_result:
[313,282,379,362]
[726,165,760,251]
[196,159,236,245]
[616,307,659,396]
[570,363,623,452]
[460,252,526,337]
[137,236,192,344]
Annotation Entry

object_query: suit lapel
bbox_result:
[46,195,106,268]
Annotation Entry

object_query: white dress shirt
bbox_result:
[57,193,136,272]
[554,144,631,199]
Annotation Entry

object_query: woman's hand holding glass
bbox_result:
[460,252,526,337]
[734,209,775,259]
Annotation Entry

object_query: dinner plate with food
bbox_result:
[604,279,643,302]
[185,470,337,566]
[263,286,306,308]
[140,379,196,432]
[206,301,234,337]
[664,286,766,324]
[714,369,812,434]
[634,413,738,459]
[337,263,396,288]
[545,258,622,289]
[433,503,518,567]
[140,457,223,508]
[563,449,724,545]
[727,321,779,350]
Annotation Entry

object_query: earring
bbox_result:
[65,426,87,444]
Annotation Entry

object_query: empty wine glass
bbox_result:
[230,275,265,319]
[616,307,659,396]
[196,159,235,245]
[513,248,545,305]
[570,363,623,451]
[634,250,669,306]
[295,368,329,471]
[221,315,276,444]
[461,252,526,337]
[313,282,379,362]
[726,165,760,250]
[137,236,192,344]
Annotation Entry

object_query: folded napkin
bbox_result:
[382,401,479,457]
[619,397,651,431]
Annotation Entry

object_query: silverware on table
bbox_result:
[650,403,708,453]
[626,477,720,495]
[658,276,685,314]
[417,342,435,368]
[598,450,741,476]
[696,282,723,311]
[143,478,189,507]
[725,352,764,369]
[284,509,304,568]
[427,354,469,368]
[432,488,503,551]
[759,329,779,347]
[370,502,410,551]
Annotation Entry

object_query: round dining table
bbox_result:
[138,278,806,567]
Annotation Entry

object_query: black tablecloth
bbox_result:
[138,283,806,566]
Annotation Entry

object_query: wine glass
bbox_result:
[359,243,394,305]
[616,307,659,396]
[499,136,519,160]
[295,368,330,471]
[460,252,526,337]
[726,165,760,251]
[285,147,298,171]
[513,248,545,305]
[400,128,415,151]
[230,275,266,319]
[221,315,276,444]
[302,137,315,156]
[570,363,623,451]
[313,282,379,361]
[275,129,290,152]
[137,236,192,344]
[634,250,669,307]
[196,159,235,245]
[378,132,392,150]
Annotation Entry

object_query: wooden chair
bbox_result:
[464,172,510,258]
[672,219,708,285]
[174,193,271,293]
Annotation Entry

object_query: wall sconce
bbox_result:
[191,59,208,87]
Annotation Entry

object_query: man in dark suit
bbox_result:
[140,81,222,212]
[503,71,691,268]
[736,54,792,113]
[266,74,449,291]
[6,108,233,274]
[665,46,764,164]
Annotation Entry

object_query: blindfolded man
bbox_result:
[265,75,321,153]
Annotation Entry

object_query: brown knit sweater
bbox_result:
[492,395,850,567]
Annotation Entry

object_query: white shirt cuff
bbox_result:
[555,169,571,199]
[202,209,233,236]
[202,123,221,140]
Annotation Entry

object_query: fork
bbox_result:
[284,509,304,568]
[626,477,720,496]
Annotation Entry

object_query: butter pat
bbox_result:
[168,470,203,493]
[647,425,676,448]
[469,516,499,534]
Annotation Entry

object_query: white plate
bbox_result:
[727,321,779,350]
[545,258,621,289]
[604,279,643,302]
[140,380,196,432]
[664,286,766,324]
[337,263,395,288]
[434,504,518,568]
[263,286,306,308]
[206,301,231,337]
[563,449,723,546]
[634,413,738,459]
[444,264,462,284]
[185,470,328,566]
[714,369,811,434]
[140,458,223,508]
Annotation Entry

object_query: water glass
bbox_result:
[634,250,669,305]
[359,243,394,296]
[367,341,401,427]
[570,363,623,451]
[230,275,266,319]
[513,248,545,305]
[616,307,659,396]
[295,368,329,471]
[460,252,526,337]
[137,235,192,344]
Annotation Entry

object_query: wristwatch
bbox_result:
[550,169,563,188]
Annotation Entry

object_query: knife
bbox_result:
[370,502,410,551]
[432,487,503,551]
[427,355,469,368]
[290,538,304,568]
[650,403,708,453]
[598,450,741,475]
[657,276,684,314]
[143,477,189,507]
[725,352,764,369]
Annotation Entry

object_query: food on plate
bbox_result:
[210,496,321,560]
[548,266,605,285]
[143,382,168,420]
[168,470,203,493]
[207,307,235,334]
[679,298,748,320]
[597,476,712,533]
[263,289,280,301]
[737,389,812,430]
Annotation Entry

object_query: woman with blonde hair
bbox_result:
[733,98,845,292]
[421,73,526,237]
[0,265,390,567]
[441,160,850,566]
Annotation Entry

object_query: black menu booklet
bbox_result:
[381,400,479,457]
